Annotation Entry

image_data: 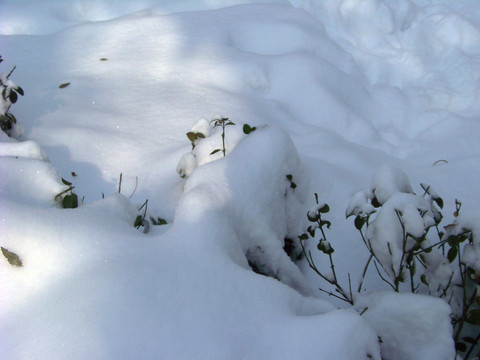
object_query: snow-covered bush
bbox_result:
[178,121,312,295]
[300,165,478,359]
[0,55,24,137]
[346,165,479,358]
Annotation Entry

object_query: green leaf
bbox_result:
[321,220,332,229]
[100,58,108,61]
[355,216,366,230]
[134,215,143,228]
[463,337,477,344]
[307,225,316,237]
[286,174,293,181]
[434,197,444,209]
[210,149,221,155]
[447,246,458,263]
[61,178,72,186]
[319,204,330,213]
[196,132,205,139]
[447,235,460,247]
[15,86,24,96]
[371,197,382,208]
[420,274,428,285]
[186,132,197,142]
[307,212,319,222]
[9,91,17,104]
[1,247,23,267]
[59,82,71,89]
[226,121,235,126]
[290,182,297,189]
[150,217,167,226]
[456,342,467,352]
[317,240,334,254]
[298,233,309,241]
[410,260,416,276]
[62,193,78,209]
[466,309,480,325]
[243,124,256,134]
[7,113,16,124]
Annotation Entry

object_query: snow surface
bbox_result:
[355,292,455,360]
[2,0,479,358]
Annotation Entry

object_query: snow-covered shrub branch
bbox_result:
[300,165,479,359]
[0,55,24,137]
[178,121,313,295]
[298,193,354,304]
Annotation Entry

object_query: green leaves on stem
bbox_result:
[186,131,205,150]
[55,178,78,209]
[0,60,24,136]
[210,117,235,157]
[298,193,353,304]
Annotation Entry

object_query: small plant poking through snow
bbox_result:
[0,55,24,137]
[177,117,257,179]
[209,117,235,157]
[134,199,150,233]
[116,174,167,234]
[300,165,479,359]
[55,178,79,209]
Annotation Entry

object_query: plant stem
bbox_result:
[464,330,480,360]
[373,260,396,291]
[358,254,373,293]
[221,121,226,156]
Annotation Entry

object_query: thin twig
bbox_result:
[128,176,138,199]
[6,65,16,79]
[55,186,74,198]
[358,254,373,293]
[464,330,480,360]
[359,307,369,316]
[318,288,351,304]
[118,173,123,193]
[373,260,396,291]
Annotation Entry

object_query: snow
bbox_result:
[371,165,414,205]
[346,190,375,218]
[2,0,479,358]
[355,292,455,360]
[182,126,312,296]
[366,192,433,279]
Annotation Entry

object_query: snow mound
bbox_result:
[0,125,381,359]
[356,292,455,360]
[181,125,312,295]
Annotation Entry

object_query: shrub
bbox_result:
[300,165,479,358]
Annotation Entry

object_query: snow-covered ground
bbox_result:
[1,0,479,358]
